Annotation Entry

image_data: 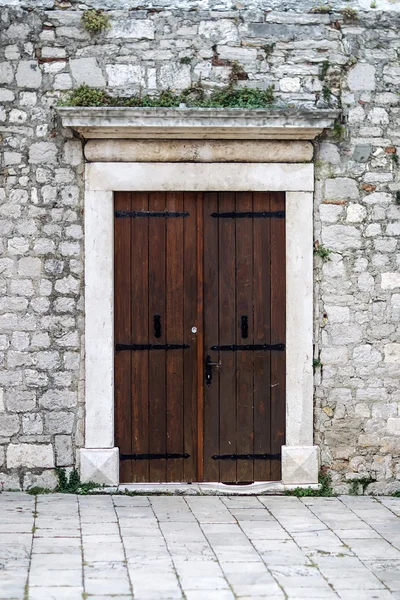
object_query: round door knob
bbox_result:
[191,326,197,334]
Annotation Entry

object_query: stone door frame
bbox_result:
[80,161,318,487]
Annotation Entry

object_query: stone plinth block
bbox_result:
[281,445,319,485]
[80,448,119,485]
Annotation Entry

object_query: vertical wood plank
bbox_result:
[130,192,149,482]
[270,192,286,481]
[166,192,184,482]
[218,192,237,483]
[235,192,254,483]
[183,192,198,482]
[253,192,272,482]
[114,191,132,484]
[148,192,167,482]
[203,192,220,482]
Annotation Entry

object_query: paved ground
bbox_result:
[1,494,400,600]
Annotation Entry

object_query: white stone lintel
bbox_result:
[86,162,313,193]
[281,445,319,485]
[57,106,340,140]
[80,448,119,485]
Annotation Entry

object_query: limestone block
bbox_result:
[198,19,239,44]
[386,222,400,236]
[358,272,375,292]
[325,178,359,201]
[5,391,36,413]
[63,140,83,167]
[368,107,389,125]
[0,89,14,102]
[39,390,78,409]
[318,142,340,164]
[348,64,376,91]
[4,152,22,165]
[321,225,362,250]
[383,66,400,85]
[325,305,350,323]
[106,64,145,88]
[23,470,58,491]
[388,419,400,435]
[55,435,73,466]
[45,412,74,434]
[0,61,14,84]
[29,142,58,164]
[281,446,319,485]
[159,64,191,90]
[70,57,105,87]
[382,273,400,290]
[280,77,301,92]
[22,413,43,435]
[346,204,366,222]
[0,415,20,437]
[216,46,257,62]
[348,106,365,124]
[384,343,400,363]
[320,205,343,223]
[363,192,392,204]
[107,19,155,40]
[15,61,42,89]
[7,443,54,468]
[320,347,348,365]
[353,345,382,365]
[80,448,119,485]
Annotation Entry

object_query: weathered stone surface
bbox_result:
[85,140,314,163]
[381,273,400,290]
[15,61,42,89]
[107,19,155,40]
[70,57,106,87]
[7,443,54,468]
[29,142,58,164]
[325,178,359,201]
[321,225,362,251]
[347,63,376,91]
[55,434,73,466]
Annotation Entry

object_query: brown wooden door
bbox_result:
[114,191,285,483]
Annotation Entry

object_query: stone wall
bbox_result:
[0,0,400,492]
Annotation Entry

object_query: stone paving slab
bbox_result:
[1,493,400,599]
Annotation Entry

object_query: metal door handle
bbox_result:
[205,355,221,387]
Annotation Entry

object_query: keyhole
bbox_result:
[154,314,161,338]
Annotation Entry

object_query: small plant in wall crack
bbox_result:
[285,471,334,497]
[81,9,111,34]
[313,357,323,370]
[348,477,376,495]
[310,4,333,13]
[314,241,331,261]
[340,7,359,21]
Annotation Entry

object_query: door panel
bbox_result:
[203,191,286,483]
[114,192,198,483]
[115,191,285,483]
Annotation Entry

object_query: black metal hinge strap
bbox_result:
[120,453,190,461]
[116,343,190,351]
[115,210,189,218]
[212,453,281,461]
[211,211,285,219]
[211,343,285,352]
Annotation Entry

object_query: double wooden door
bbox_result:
[114,191,285,484]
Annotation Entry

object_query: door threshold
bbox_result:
[103,481,320,495]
